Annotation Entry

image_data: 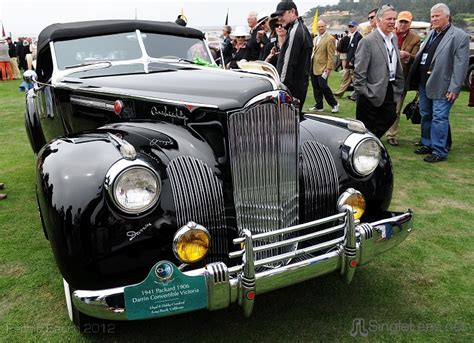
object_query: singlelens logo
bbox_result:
[350,318,369,337]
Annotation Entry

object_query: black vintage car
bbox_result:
[24,20,413,331]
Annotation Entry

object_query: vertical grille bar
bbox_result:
[228,103,299,263]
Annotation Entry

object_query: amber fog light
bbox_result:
[173,222,210,263]
[338,188,366,220]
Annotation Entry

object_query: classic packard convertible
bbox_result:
[24,20,413,331]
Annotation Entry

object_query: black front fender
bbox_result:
[36,134,124,287]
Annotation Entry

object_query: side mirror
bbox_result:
[23,70,38,83]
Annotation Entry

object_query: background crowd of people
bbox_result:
[0,36,36,81]
[218,1,469,163]
[1,1,471,165]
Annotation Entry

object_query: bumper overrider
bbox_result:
[72,207,413,321]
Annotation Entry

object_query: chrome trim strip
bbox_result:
[70,95,116,112]
[57,84,220,110]
[253,236,344,268]
[229,222,346,258]
[232,212,346,244]
[71,209,413,321]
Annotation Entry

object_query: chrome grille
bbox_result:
[228,103,299,264]
[301,141,339,221]
[167,156,227,262]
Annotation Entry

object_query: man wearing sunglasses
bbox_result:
[271,0,313,113]
[364,8,378,36]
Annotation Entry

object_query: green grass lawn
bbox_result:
[0,72,473,342]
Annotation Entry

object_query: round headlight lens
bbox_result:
[173,222,210,264]
[352,138,381,176]
[114,167,160,213]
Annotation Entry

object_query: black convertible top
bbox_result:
[37,20,205,54]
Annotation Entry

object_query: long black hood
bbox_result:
[58,63,275,111]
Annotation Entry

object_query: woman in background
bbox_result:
[261,19,286,67]
[223,26,250,69]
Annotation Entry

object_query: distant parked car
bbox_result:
[24,20,413,331]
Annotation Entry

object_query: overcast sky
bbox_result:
[1,0,339,38]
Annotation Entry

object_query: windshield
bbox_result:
[54,32,142,70]
[142,32,212,63]
[53,31,212,70]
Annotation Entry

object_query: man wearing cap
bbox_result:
[354,5,405,139]
[272,0,313,113]
[333,21,362,99]
[407,3,469,162]
[309,20,339,113]
[385,10,420,146]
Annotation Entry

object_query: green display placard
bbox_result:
[124,261,208,320]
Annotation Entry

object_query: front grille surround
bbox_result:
[228,103,299,264]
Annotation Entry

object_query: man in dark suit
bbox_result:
[246,12,269,61]
[386,11,421,146]
[334,21,362,99]
[408,3,469,162]
[354,5,405,138]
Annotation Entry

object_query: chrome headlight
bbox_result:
[105,159,161,214]
[343,133,382,177]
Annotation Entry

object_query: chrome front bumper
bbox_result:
[72,208,413,321]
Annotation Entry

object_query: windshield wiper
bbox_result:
[178,58,196,64]
[65,61,112,69]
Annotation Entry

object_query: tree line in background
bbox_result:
[304,0,473,29]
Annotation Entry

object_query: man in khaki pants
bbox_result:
[309,20,339,113]
[6,38,21,79]
[333,21,362,98]
[386,11,420,146]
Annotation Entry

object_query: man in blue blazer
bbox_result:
[408,3,469,163]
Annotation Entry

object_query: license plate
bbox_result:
[124,261,208,320]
